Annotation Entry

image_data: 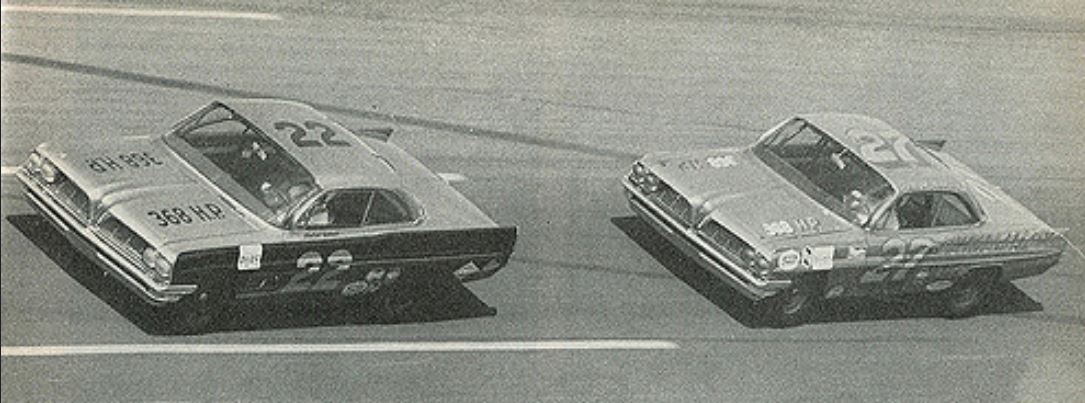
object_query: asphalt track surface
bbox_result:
[2,1,1084,401]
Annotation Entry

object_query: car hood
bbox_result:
[641,147,855,245]
[37,137,264,248]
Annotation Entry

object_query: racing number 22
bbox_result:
[859,238,935,284]
[275,120,351,148]
[281,249,354,293]
[850,129,927,166]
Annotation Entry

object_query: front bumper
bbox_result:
[17,169,196,306]
[623,179,790,300]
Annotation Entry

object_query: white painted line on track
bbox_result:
[0,5,282,21]
[437,172,468,183]
[0,166,17,176]
[1065,238,1085,262]
[1,340,679,357]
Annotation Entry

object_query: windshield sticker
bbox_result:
[86,152,164,173]
[237,244,263,271]
[147,203,226,227]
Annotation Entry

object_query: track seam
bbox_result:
[0,52,637,160]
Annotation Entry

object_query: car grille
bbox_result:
[698,220,751,263]
[646,183,694,227]
[44,174,92,225]
[96,216,150,268]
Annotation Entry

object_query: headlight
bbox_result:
[741,248,774,277]
[40,159,59,183]
[26,152,43,173]
[142,247,173,283]
[630,163,661,194]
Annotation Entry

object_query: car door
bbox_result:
[858,191,984,296]
[234,188,420,300]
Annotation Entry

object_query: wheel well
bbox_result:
[963,265,1002,281]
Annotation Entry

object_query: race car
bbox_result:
[17,99,517,333]
[623,114,1066,326]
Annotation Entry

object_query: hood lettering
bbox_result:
[86,152,164,173]
[147,203,227,227]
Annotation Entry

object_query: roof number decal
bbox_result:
[275,120,351,148]
[847,128,929,168]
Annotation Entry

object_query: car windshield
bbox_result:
[752,118,894,225]
[164,103,319,226]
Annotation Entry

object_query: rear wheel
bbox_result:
[942,269,996,318]
[358,272,496,324]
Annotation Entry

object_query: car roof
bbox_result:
[220,98,411,190]
[796,113,969,194]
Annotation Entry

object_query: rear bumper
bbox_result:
[623,180,789,300]
[17,169,196,306]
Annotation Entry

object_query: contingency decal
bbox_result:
[776,249,801,271]
[801,245,834,270]
[237,244,263,271]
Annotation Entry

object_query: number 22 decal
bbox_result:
[849,129,926,166]
[859,238,935,284]
[275,120,351,148]
[281,249,354,293]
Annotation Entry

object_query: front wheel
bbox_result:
[756,279,821,327]
[154,291,222,335]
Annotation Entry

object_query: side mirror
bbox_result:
[351,127,394,142]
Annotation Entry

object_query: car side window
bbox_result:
[296,189,413,229]
[896,192,934,229]
[878,191,978,231]
[297,189,372,228]
[365,191,412,225]
[931,192,979,226]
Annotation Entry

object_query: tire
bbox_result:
[156,291,221,335]
[359,276,443,324]
[358,272,495,324]
[942,270,996,318]
[757,278,821,327]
